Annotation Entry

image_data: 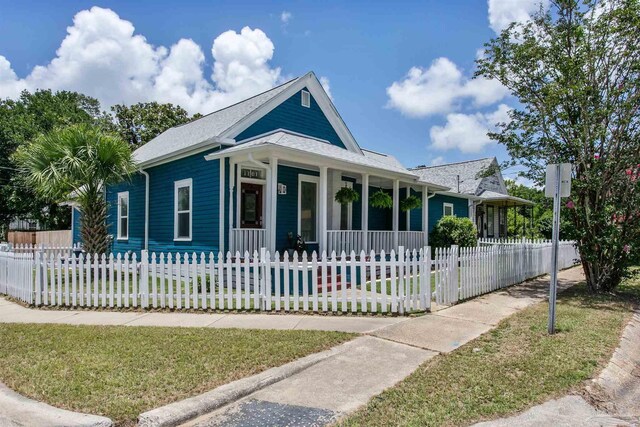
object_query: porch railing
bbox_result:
[230,228,266,255]
[398,231,425,252]
[367,231,395,253]
[326,230,425,254]
[326,230,364,254]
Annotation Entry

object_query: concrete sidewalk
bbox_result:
[0,298,406,333]
[178,267,585,427]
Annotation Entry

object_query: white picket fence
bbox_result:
[0,241,579,313]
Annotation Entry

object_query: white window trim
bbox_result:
[301,90,311,108]
[443,202,455,217]
[235,164,267,230]
[174,178,193,241]
[298,174,320,244]
[117,191,129,240]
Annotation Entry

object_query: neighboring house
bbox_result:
[72,72,478,256]
[9,219,42,231]
[411,158,534,238]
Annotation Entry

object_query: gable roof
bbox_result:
[133,77,300,166]
[133,71,362,167]
[410,158,500,195]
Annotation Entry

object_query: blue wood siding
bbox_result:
[368,187,392,230]
[409,189,423,231]
[105,173,146,255]
[275,165,319,252]
[146,150,222,255]
[103,150,225,257]
[72,208,82,245]
[236,88,347,149]
[428,194,470,232]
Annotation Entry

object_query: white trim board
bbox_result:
[298,174,320,244]
[174,178,193,241]
[117,191,129,240]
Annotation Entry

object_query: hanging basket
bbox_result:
[334,186,360,205]
[400,195,422,211]
[369,189,393,209]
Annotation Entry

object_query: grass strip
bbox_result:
[339,269,639,427]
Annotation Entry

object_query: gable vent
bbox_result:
[301,90,311,108]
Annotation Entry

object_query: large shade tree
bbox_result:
[477,0,640,291]
[110,102,200,148]
[15,124,136,254]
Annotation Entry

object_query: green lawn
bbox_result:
[0,325,354,426]
[339,269,639,427]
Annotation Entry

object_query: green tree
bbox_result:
[14,125,136,254]
[110,102,200,148]
[0,90,106,236]
[477,0,640,291]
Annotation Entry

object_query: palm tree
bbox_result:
[15,124,136,254]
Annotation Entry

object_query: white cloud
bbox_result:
[0,7,282,114]
[430,156,445,166]
[319,76,333,100]
[487,0,550,33]
[386,57,509,118]
[280,11,293,24]
[429,104,511,153]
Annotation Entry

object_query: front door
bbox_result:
[240,183,263,228]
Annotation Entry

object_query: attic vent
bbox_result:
[301,90,311,108]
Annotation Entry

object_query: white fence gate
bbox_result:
[0,240,579,313]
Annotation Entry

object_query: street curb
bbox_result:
[0,382,113,427]
[137,338,356,427]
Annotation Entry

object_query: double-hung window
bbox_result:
[117,192,129,240]
[174,179,192,241]
[443,202,454,217]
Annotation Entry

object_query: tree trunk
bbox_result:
[79,197,109,255]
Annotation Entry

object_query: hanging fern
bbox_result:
[335,186,360,204]
[369,189,393,209]
[400,195,422,211]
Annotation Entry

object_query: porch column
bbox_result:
[270,157,278,253]
[319,166,328,253]
[406,185,411,231]
[392,179,399,249]
[422,185,429,247]
[228,160,235,253]
[219,157,226,253]
[362,173,369,252]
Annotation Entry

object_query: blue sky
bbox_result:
[0,0,546,177]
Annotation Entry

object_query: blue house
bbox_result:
[72,72,477,256]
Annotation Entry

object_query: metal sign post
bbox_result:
[545,163,571,334]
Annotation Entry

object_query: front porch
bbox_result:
[206,133,438,256]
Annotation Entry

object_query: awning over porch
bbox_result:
[477,190,535,206]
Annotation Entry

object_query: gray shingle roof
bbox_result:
[133,77,300,165]
[410,158,499,195]
[210,131,420,177]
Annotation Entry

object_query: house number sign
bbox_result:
[241,168,264,179]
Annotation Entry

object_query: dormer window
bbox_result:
[301,90,311,108]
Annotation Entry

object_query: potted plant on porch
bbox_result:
[369,189,393,209]
[335,186,359,204]
[400,194,422,211]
